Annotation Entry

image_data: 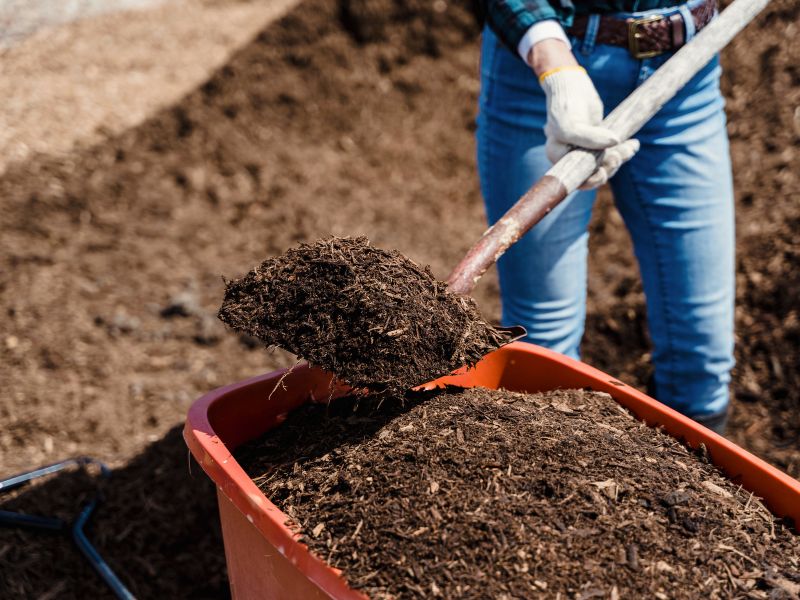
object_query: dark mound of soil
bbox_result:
[218,237,511,394]
[237,387,799,599]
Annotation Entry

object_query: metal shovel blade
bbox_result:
[496,325,527,345]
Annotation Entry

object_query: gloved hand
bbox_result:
[539,65,640,189]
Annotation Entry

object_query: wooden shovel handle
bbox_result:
[447,175,568,295]
[447,0,771,296]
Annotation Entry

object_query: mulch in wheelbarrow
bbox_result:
[236,387,799,599]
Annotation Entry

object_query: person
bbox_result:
[476,0,733,434]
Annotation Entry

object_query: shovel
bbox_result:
[447,0,770,309]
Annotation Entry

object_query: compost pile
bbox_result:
[237,387,800,599]
[218,237,512,394]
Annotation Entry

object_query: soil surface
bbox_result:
[238,387,800,599]
[1,0,798,596]
[0,427,228,599]
[219,236,511,394]
[0,0,164,48]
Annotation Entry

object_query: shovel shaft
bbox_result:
[447,175,567,295]
[447,0,771,296]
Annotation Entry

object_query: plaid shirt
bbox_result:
[479,0,683,54]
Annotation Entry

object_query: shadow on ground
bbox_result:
[0,427,228,599]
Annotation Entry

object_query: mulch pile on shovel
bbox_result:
[236,387,800,599]
[218,237,512,394]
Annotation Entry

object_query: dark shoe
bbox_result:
[691,409,729,436]
[646,375,728,436]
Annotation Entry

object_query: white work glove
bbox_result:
[539,65,640,189]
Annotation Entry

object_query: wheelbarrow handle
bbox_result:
[447,0,771,295]
[0,456,110,493]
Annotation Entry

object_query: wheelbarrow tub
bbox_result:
[184,342,800,599]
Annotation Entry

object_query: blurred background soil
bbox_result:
[0,0,797,596]
[0,0,299,173]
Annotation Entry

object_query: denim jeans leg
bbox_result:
[477,23,734,417]
[477,29,596,360]
[609,56,735,418]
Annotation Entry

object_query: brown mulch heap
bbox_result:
[218,237,511,394]
[237,387,800,599]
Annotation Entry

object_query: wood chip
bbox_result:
[702,480,733,498]
[591,479,620,501]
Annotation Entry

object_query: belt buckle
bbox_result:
[627,14,666,59]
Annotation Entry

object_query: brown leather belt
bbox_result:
[567,0,717,59]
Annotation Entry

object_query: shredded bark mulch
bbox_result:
[237,387,800,599]
[218,237,512,394]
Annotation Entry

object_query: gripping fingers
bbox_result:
[582,166,609,190]
[545,136,570,165]
[579,139,640,190]
[608,138,640,166]
[560,123,621,150]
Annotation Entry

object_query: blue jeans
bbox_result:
[476,12,734,418]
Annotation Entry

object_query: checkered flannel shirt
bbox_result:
[478,0,682,55]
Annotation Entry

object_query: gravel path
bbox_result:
[0,0,165,47]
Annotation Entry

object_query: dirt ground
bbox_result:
[0,0,797,596]
[0,0,299,174]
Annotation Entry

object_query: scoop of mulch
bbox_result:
[236,387,800,599]
[218,237,512,394]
